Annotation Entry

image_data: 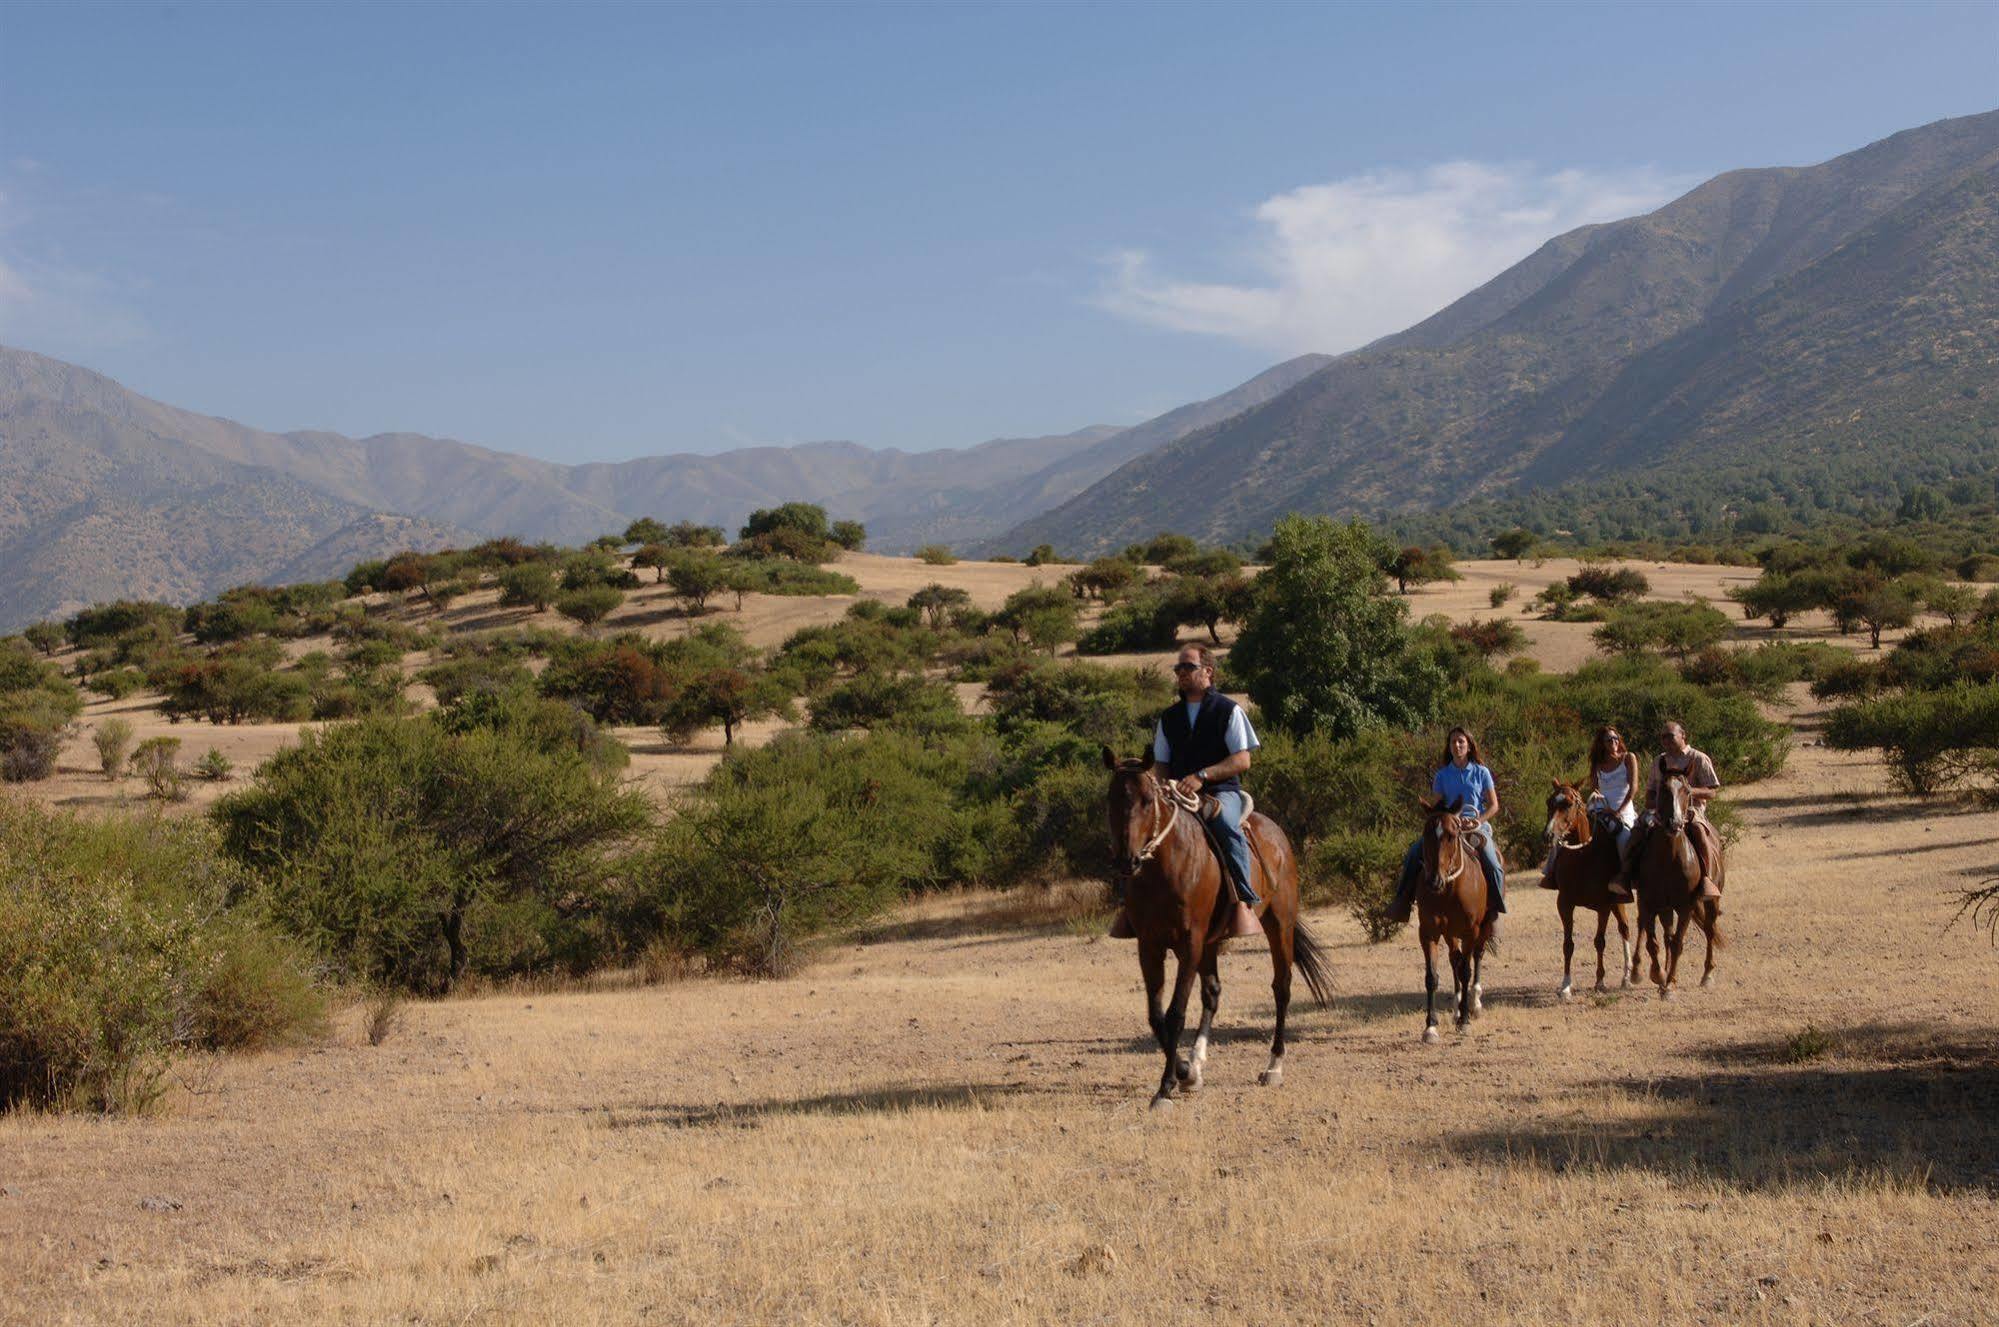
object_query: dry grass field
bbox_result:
[4,555,1996,1325]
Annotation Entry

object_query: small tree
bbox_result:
[1568,563,1650,604]
[1855,583,1918,649]
[632,544,674,583]
[907,583,972,629]
[556,586,625,632]
[660,666,793,746]
[134,736,185,801]
[1387,545,1461,594]
[1067,557,1140,602]
[22,622,62,656]
[829,520,867,551]
[1161,574,1251,645]
[93,717,135,780]
[623,517,671,547]
[917,545,958,566]
[1923,581,1979,629]
[667,554,727,615]
[1491,529,1539,561]
[995,585,1081,654]
[666,521,726,548]
[195,747,235,781]
[1024,544,1060,567]
[498,562,559,612]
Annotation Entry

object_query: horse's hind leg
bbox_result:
[1260,928,1292,1086]
[1152,946,1198,1110]
[1614,904,1635,988]
[1470,944,1485,1019]
[1558,902,1577,1001]
[1452,946,1473,1031]
[1642,905,1665,991]
[1699,905,1720,987]
[1185,950,1221,1092]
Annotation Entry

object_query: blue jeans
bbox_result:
[1394,825,1506,914]
[1208,789,1259,906]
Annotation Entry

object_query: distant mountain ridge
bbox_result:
[996,109,1999,554]
[0,344,1327,630]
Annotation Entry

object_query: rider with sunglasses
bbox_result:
[1109,642,1264,939]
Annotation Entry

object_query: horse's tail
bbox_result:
[1292,919,1335,1006]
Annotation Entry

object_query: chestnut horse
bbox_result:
[1102,749,1333,1110]
[1416,797,1498,1043]
[1633,768,1725,998]
[1542,780,1636,999]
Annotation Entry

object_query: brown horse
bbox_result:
[1542,780,1636,999]
[1632,768,1725,999]
[1417,797,1498,1043]
[1102,749,1333,1110]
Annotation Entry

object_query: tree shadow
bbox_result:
[1833,833,1999,861]
[605,1081,1041,1130]
[1447,1023,1999,1193]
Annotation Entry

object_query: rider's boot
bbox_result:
[1228,901,1263,938]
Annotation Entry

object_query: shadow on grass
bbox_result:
[855,886,1111,945]
[1447,1023,1999,1193]
[606,1081,1041,1130]
[1833,833,1999,861]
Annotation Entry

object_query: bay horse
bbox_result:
[1416,797,1497,1043]
[1102,749,1333,1110]
[1542,779,1637,999]
[1633,768,1725,999]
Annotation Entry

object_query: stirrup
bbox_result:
[1107,909,1136,939]
[1697,877,1721,900]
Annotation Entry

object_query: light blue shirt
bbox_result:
[1432,761,1494,821]
[1151,701,1261,766]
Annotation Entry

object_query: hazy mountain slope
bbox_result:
[998,109,1999,554]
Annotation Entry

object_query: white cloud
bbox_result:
[1095,162,1695,354]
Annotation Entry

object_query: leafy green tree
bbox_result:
[1592,600,1731,662]
[623,517,670,546]
[1387,544,1461,594]
[631,543,674,582]
[22,622,62,656]
[1490,529,1539,561]
[1567,563,1650,604]
[1229,515,1447,740]
[1127,533,1199,565]
[1160,574,1251,645]
[556,586,625,631]
[907,583,972,629]
[659,665,793,746]
[666,521,726,548]
[829,519,867,551]
[497,559,559,611]
[1920,580,1979,629]
[1067,557,1140,602]
[667,552,727,614]
[994,585,1081,654]
[1854,582,1918,649]
[741,502,832,544]
[1024,544,1061,567]
[808,673,967,737]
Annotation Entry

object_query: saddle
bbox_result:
[1196,791,1253,822]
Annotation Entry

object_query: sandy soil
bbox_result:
[4,556,1992,1325]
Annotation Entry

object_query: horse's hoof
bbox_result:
[1181,1073,1203,1093]
[1471,999,1484,1016]
[1257,1068,1283,1087]
[1149,1095,1175,1112]
[1558,985,1573,1002]
[1422,1026,1440,1044]
[1592,983,1608,994]
[1173,1064,1191,1083]
[1661,988,1676,1002]
[1699,975,1713,988]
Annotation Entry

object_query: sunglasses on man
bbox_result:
[1172,662,1204,673]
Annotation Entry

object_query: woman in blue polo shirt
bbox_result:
[1384,726,1507,923]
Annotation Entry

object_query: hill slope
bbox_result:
[997,109,1999,554]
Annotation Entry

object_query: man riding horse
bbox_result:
[1618,720,1723,902]
[1108,642,1264,939]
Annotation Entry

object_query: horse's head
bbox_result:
[1102,745,1168,878]
[1544,778,1592,849]
[1418,794,1471,893]
[1658,767,1692,833]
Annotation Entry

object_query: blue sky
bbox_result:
[1,1,1993,460]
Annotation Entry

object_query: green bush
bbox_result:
[0,803,323,1112]
[1489,583,1517,609]
[0,641,83,782]
[984,659,1169,750]
[1825,683,1999,795]
[808,673,968,737]
[917,545,958,566]
[1592,600,1730,661]
[1567,563,1650,604]
[498,561,559,611]
[994,584,1082,654]
[556,585,626,630]
[87,666,146,700]
[93,718,135,780]
[212,706,651,992]
[1075,590,1180,654]
[133,736,185,801]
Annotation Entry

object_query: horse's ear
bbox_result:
[1448,796,1464,815]
[1418,794,1437,814]
[1551,777,1563,790]
[1100,745,1119,771]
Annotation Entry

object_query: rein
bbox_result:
[1125,782,1202,873]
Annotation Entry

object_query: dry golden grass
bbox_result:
[6,555,1994,1325]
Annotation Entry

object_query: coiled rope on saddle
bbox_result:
[1127,781,1256,873]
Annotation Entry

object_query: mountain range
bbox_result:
[995,108,1999,553]
[3,109,1995,631]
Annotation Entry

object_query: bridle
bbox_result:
[1547,787,1595,853]
[1115,774,1199,877]
[1426,815,1471,889]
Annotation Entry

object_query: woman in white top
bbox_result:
[1537,726,1639,894]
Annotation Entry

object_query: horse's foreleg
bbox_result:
[1152,946,1198,1109]
[1662,909,1692,1000]
[1452,945,1473,1030]
[1591,908,1611,993]
[1614,904,1635,987]
[1421,931,1442,1045]
[1699,905,1719,987]
[1186,951,1221,1092]
[1469,944,1485,1019]
[1641,905,1665,991]
[1558,902,1576,1001]
[1261,921,1291,1086]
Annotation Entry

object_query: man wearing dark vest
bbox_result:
[1111,642,1264,939]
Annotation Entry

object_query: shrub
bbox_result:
[538,639,681,725]
[1825,683,1999,795]
[1024,544,1062,567]
[666,552,728,614]
[723,560,860,597]
[194,748,235,781]
[1489,583,1516,609]
[1567,563,1650,604]
[418,653,535,708]
[159,656,312,724]
[1067,557,1140,602]
[0,802,323,1110]
[1230,515,1447,740]
[1126,533,1199,566]
[87,666,146,700]
[213,707,651,992]
[498,561,560,611]
[1,642,83,781]
[93,718,135,780]
[808,673,968,737]
[1591,600,1730,661]
[908,583,973,629]
[994,585,1081,654]
[1076,591,1180,655]
[556,585,625,630]
[917,545,958,566]
[1449,618,1527,658]
[133,737,185,801]
[65,601,183,650]
[829,519,867,551]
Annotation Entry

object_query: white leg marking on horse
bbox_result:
[1558,979,1573,1001]
[1191,1032,1209,1068]
[1422,1026,1440,1044]
[1258,1051,1283,1086]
